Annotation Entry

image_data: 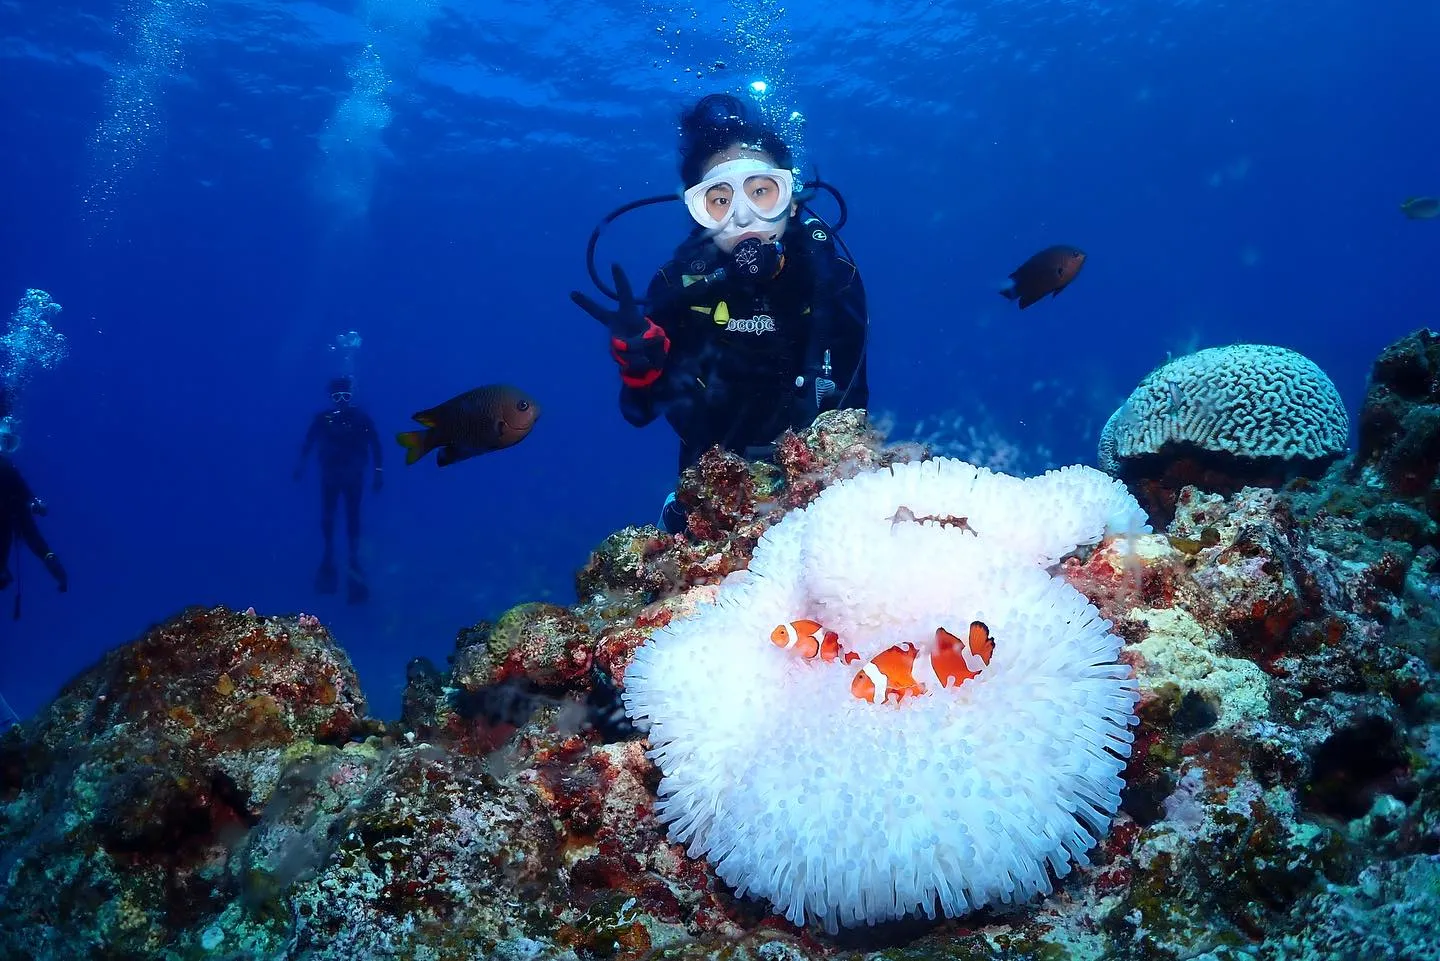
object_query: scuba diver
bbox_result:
[0,457,66,600]
[294,375,383,603]
[571,93,870,535]
[0,429,65,731]
[0,386,66,603]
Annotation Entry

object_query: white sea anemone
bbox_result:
[622,458,1149,932]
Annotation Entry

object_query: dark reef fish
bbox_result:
[396,384,540,467]
[1000,244,1087,308]
[1400,197,1440,220]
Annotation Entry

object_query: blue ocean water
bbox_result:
[0,0,1434,722]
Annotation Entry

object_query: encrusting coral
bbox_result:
[622,458,1151,931]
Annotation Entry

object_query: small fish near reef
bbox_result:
[851,643,928,703]
[770,620,850,663]
[1000,244,1087,309]
[1400,197,1440,220]
[929,622,995,688]
[770,618,996,705]
[851,622,996,704]
[396,384,540,467]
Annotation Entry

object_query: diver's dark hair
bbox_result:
[678,93,793,187]
[328,375,352,394]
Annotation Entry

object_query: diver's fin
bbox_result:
[347,574,369,605]
[396,430,434,466]
[315,558,338,594]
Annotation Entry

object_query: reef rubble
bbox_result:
[4,334,1440,959]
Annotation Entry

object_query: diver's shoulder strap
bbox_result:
[799,215,837,251]
[798,216,858,289]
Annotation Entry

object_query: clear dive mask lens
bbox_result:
[331,391,352,403]
[684,160,794,231]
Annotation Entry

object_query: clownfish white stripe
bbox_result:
[959,645,987,673]
[778,622,801,651]
[858,662,889,705]
[913,654,941,687]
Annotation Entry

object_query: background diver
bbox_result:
[0,390,65,729]
[572,93,870,535]
[294,375,383,603]
[0,454,67,605]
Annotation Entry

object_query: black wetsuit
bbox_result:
[621,216,870,472]
[0,456,64,594]
[297,405,382,578]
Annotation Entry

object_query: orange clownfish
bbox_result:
[770,619,847,662]
[850,621,996,705]
[930,621,996,688]
[850,643,927,704]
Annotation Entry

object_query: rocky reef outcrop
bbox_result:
[4,336,1440,960]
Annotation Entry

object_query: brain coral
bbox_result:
[622,458,1149,932]
[1098,344,1349,473]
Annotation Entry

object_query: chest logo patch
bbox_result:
[725,314,776,335]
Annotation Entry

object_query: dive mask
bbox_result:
[331,391,352,404]
[683,159,795,231]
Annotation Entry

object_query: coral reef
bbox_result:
[0,606,370,957]
[5,337,1440,959]
[1100,344,1349,524]
[1352,327,1440,508]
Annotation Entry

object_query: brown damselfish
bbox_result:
[1000,245,1087,309]
[396,384,540,467]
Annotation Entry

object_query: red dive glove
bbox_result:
[608,320,669,387]
[571,264,670,388]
